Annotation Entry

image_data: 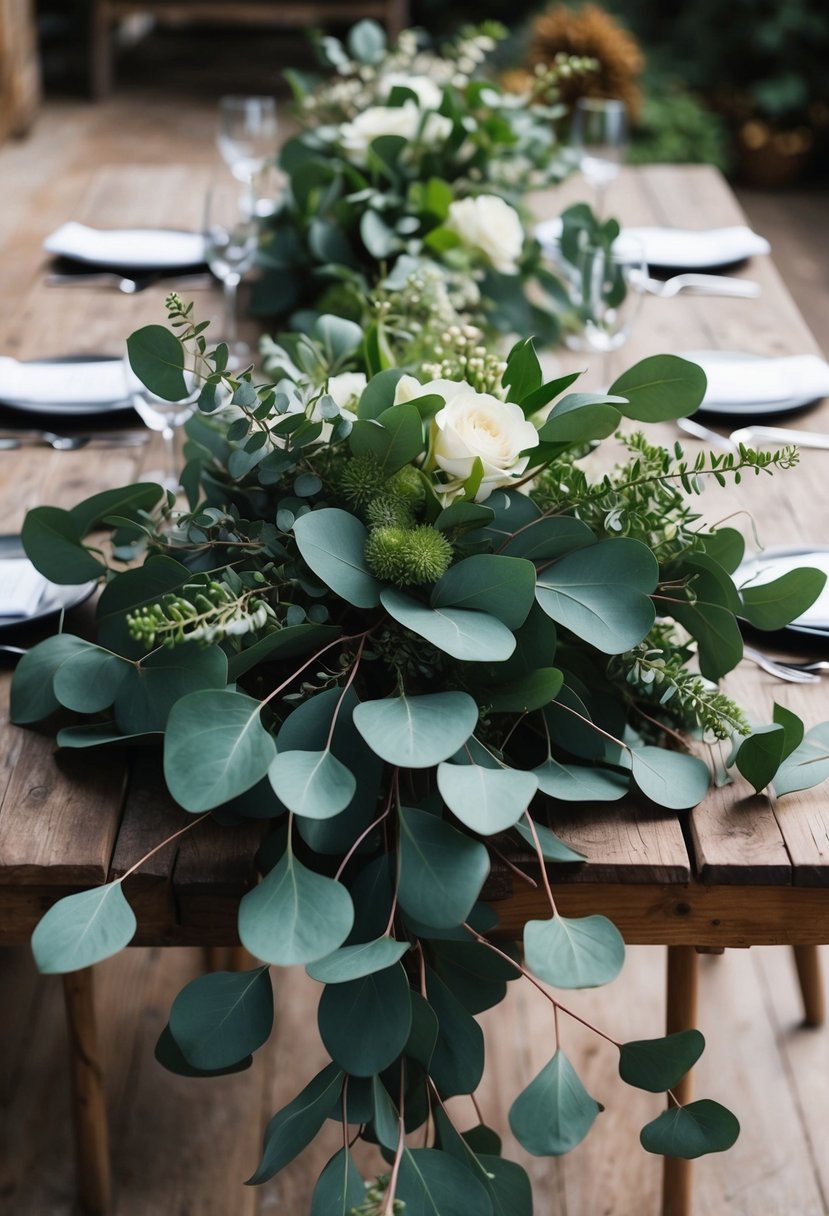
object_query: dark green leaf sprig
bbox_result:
[13,310,829,1211]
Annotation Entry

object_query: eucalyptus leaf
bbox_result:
[426,968,485,1096]
[21,506,107,584]
[739,567,827,631]
[32,883,136,974]
[524,914,625,989]
[227,623,340,681]
[630,746,710,809]
[535,538,657,654]
[239,851,354,966]
[437,763,538,835]
[127,324,188,401]
[397,1148,493,1216]
[350,403,424,474]
[268,750,356,819]
[509,1050,601,1156]
[640,1099,740,1159]
[311,1149,365,1216]
[248,1063,344,1183]
[307,936,409,983]
[164,689,276,812]
[619,1029,705,1093]
[169,967,273,1070]
[155,1025,252,1078]
[318,961,412,1076]
[354,691,478,768]
[513,819,586,863]
[773,702,805,762]
[734,725,785,793]
[52,645,132,714]
[116,642,227,735]
[533,757,628,802]
[431,554,536,630]
[398,805,490,929]
[381,589,516,663]
[487,668,564,713]
[501,515,594,562]
[10,633,95,724]
[609,354,707,422]
[293,508,380,608]
[774,722,829,796]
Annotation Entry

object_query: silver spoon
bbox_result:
[0,431,150,451]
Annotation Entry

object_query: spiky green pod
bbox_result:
[386,465,425,510]
[365,524,453,587]
[337,453,387,509]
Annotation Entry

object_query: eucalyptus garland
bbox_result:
[11,298,829,1212]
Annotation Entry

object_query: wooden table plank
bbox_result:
[534,802,691,884]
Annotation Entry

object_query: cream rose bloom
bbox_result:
[445,195,525,275]
[325,372,366,412]
[394,375,539,503]
[339,103,452,163]
[379,73,444,112]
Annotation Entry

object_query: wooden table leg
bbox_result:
[661,945,699,1216]
[62,969,111,1216]
[792,945,825,1027]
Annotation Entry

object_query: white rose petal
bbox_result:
[380,72,444,112]
[431,383,539,502]
[326,372,367,411]
[445,195,525,275]
[339,103,452,164]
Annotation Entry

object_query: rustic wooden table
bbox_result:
[0,164,827,1216]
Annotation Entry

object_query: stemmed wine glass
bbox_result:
[552,236,647,389]
[570,98,628,218]
[124,360,199,493]
[217,95,278,216]
[203,181,259,370]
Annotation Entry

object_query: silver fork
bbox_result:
[678,418,829,453]
[642,273,760,300]
[743,646,821,683]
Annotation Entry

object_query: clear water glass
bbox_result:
[553,236,647,386]
[217,96,278,186]
[124,359,199,492]
[204,182,258,369]
[571,98,628,217]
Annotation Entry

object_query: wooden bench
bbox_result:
[87,0,410,97]
[1,161,828,1215]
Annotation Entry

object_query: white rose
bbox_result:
[339,103,452,163]
[379,73,444,112]
[445,195,525,275]
[395,377,539,503]
[326,372,367,411]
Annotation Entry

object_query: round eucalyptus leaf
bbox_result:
[513,819,585,864]
[533,757,628,802]
[431,554,537,630]
[311,1148,365,1216]
[437,763,538,835]
[155,1025,252,1078]
[630,746,710,810]
[426,968,485,1097]
[535,538,657,655]
[52,645,132,714]
[478,1155,533,1216]
[371,1075,399,1152]
[397,1148,493,1216]
[398,805,490,929]
[406,991,440,1070]
[307,936,409,983]
[619,1029,705,1094]
[640,1099,740,1159]
[164,689,276,812]
[318,961,412,1076]
[382,588,516,663]
[509,1050,601,1156]
[10,633,95,724]
[268,749,356,819]
[293,508,380,608]
[116,642,228,735]
[524,914,625,989]
[21,505,107,584]
[168,967,273,1071]
[239,851,354,966]
[32,882,136,974]
[354,692,478,768]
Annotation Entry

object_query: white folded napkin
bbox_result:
[0,357,129,406]
[44,222,206,270]
[0,559,49,617]
[687,353,829,407]
[740,551,829,630]
[534,219,770,269]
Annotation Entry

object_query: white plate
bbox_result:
[44,222,207,271]
[0,356,133,416]
[738,547,829,639]
[684,350,824,418]
[0,537,96,631]
[534,219,770,271]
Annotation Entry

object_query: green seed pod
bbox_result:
[365,524,452,587]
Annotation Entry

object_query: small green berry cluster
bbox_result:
[421,325,508,397]
[128,578,275,647]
